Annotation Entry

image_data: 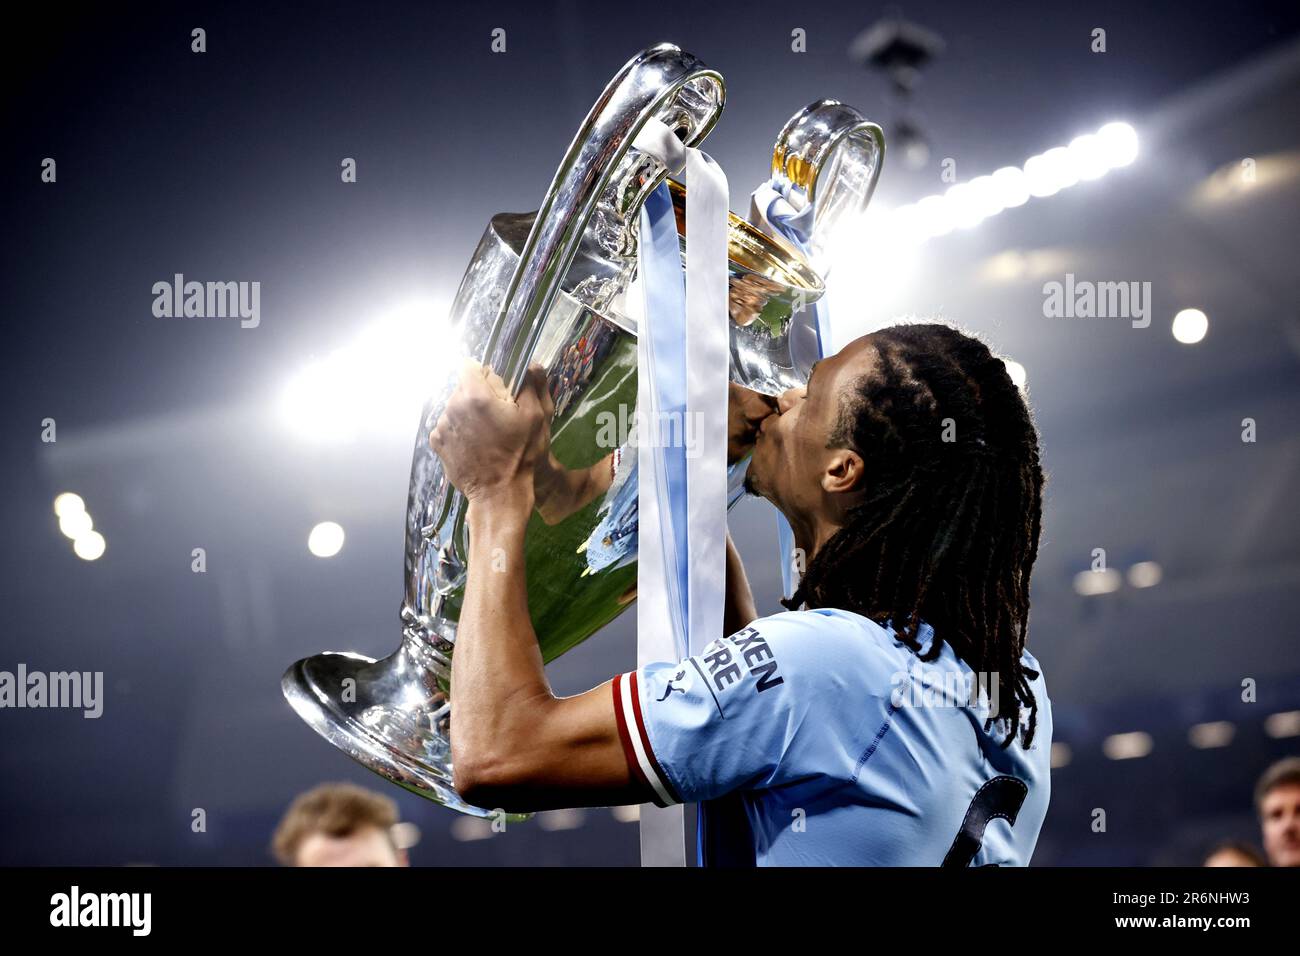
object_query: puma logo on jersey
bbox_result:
[657,668,690,701]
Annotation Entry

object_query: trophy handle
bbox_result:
[485,47,725,396]
[768,99,886,272]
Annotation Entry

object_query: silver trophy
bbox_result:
[282,44,884,816]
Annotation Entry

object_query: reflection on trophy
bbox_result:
[281,43,884,817]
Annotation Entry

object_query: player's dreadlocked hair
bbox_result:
[780,323,1045,748]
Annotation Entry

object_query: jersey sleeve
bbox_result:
[611,611,854,805]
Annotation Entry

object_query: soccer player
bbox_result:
[430,323,1052,865]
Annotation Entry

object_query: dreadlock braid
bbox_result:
[781,323,1046,748]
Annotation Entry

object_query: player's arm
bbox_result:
[722,383,773,636]
[452,483,651,812]
[431,362,650,813]
[724,531,758,636]
[431,363,784,813]
[454,484,796,814]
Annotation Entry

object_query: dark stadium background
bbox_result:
[3,0,1299,865]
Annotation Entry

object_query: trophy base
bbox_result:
[282,647,522,820]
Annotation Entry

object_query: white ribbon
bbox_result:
[683,148,730,659]
[748,178,834,603]
[631,118,730,867]
[631,117,730,663]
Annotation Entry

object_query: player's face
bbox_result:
[1261,783,1300,867]
[294,826,406,867]
[746,335,876,521]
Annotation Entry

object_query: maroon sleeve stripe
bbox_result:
[625,668,682,805]
[611,673,664,807]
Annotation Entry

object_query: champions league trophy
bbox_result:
[282,44,884,817]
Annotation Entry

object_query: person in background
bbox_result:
[1257,757,1300,867]
[1202,840,1265,867]
[273,782,410,867]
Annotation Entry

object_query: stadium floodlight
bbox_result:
[1073,567,1122,596]
[53,492,85,518]
[59,509,94,540]
[1067,133,1109,181]
[307,521,346,558]
[1103,731,1153,760]
[1188,721,1234,749]
[1096,121,1139,168]
[1172,308,1209,344]
[73,531,107,561]
[990,166,1030,209]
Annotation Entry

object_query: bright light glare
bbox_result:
[1074,568,1122,596]
[53,493,85,517]
[1040,147,1079,192]
[1265,711,1300,738]
[825,207,921,322]
[450,818,494,842]
[990,166,1029,209]
[280,298,454,442]
[307,521,345,558]
[946,182,982,228]
[1022,152,1061,198]
[1050,743,1072,768]
[1127,560,1163,588]
[1067,133,1109,181]
[73,531,106,561]
[1096,121,1139,168]
[912,194,954,238]
[1002,358,1028,390]
[1103,731,1153,760]
[894,120,1137,256]
[390,821,421,850]
[1188,721,1234,749]
[965,175,1003,221]
[1172,308,1208,344]
[537,809,585,831]
[787,120,1140,323]
[59,510,94,539]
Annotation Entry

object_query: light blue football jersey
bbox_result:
[611,607,1052,866]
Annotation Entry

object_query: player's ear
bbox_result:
[822,448,865,495]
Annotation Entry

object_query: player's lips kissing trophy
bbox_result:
[281,43,884,816]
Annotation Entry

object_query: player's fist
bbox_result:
[430,360,549,503]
